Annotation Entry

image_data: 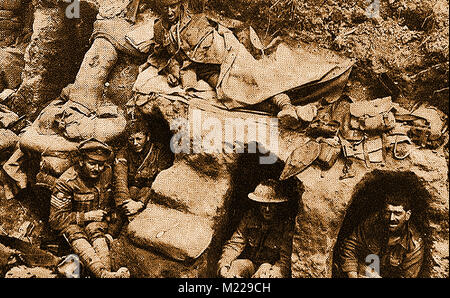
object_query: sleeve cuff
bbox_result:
[341,261,358,273]
[76,212,85,224]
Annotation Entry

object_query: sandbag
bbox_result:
[0,128,17,151]
[19,127,78,155]
[39,153,73,177]
[56,103,127,143]
[0,104,19,128]
[127,204,214,261]
[27,99,127,147]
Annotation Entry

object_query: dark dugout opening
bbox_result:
[207,141,302,277]
[332,170,433,278]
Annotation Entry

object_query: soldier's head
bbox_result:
[382,192,412,234]
[78,139,112,180]
[248,179,288,222]
[127,120,151,153]
[161,0,184,25]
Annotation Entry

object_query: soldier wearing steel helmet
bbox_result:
[218,179,294,278]
[49,138,130,278]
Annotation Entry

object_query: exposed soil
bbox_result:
[0,0,448,277]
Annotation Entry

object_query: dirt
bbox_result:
[0,0,448,277]
[208,0,449,113]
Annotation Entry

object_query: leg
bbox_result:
[227,259,256,278]
[272,93,301,129]
[63,224,107,278]
[64,224,130,278]
[62,37,118,110]
[85,222,110,270]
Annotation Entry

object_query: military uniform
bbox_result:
[49,139,115,243]
[49,165,114,243]
[218,209,294,278]
[49,139,130,278]
[339,212,424,278]
[113,141,172,207]
[150,7,223,89]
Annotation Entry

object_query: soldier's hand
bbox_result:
[84,210,106,222]
[122,200,144,216]
[167,74,180,87]
[219,265,231,278]
[267,265,283,278]
[252,263,272,278]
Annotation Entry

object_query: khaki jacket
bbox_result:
[339,212,424,278]
[113,142,172,206]
[218,209,294,277]
[49,166,114,233]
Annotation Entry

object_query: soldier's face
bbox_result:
[129,132,148,153]
[259,203,278,221]
[163,2,182,24]
[383,204,411,233]
[80,158,106,180]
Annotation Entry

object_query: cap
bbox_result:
[78,138,113,162]
[161,0,182,6]
[248,179,289,203]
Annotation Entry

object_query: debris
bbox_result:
[0,235,61,268]
[4,265,57,278]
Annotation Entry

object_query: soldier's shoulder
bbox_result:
[153,141,168,152]
[189,13,211,26]
[408,223,424,250]
[58,166,79,183]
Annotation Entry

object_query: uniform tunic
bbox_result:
[113,142,172,207]
[49,166,114,243]
[218,209,294,278]
[339,212,424,278]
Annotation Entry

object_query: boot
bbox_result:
[71,239,130,278]
[92,237,111,271]
[272,93,300,129]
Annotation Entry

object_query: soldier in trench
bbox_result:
[338,191,424,278]
[143,0,301,127]
[112,119,172,232]
[49,139,130,278]
[217,179,294,278]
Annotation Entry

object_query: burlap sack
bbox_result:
[127,204,214,261]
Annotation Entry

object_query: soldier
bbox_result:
[338,192,424,278]
[218,179,294,278]
[113,119,172,222]
[49,139,130,278]
[148,0,300,127]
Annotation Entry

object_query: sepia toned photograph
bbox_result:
[0,0,448,283]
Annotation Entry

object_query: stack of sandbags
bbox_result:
[8,98,127,189]
[127,203,214,261]
[0,0,22,47]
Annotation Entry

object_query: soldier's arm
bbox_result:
[134,186,151,207]
[218,213,249,271]
[339,223,366,278]
[400,237,424,278]
[113,148,131,207]
[49,179,82,232]
[156,144,173,173]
